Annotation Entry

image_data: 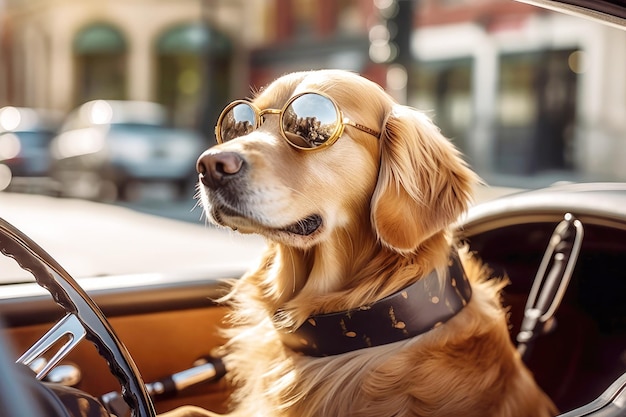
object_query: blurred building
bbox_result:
[246,0,385,87]
[1,0,249,139]
[0,0,625,183]
[411,0,626,183]
[0,0,380,141]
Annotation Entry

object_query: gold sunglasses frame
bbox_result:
[215,91,380,151]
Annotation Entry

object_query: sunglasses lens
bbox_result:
[219,103,256,142]
[282,93,340,149]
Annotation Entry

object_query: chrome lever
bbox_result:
[101,355,226,417]
[517,213,584,360]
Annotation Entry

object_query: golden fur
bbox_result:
[163,70,557,417]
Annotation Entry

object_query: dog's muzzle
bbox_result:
[196,148,324,237]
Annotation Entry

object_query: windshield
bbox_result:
[0,0,624,284]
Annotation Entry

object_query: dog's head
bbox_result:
[197,70,477,253]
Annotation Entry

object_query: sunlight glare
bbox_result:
[0,107,21,131]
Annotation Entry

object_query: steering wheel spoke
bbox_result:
[17,313,86,380]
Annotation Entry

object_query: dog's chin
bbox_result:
[208,204,324,246]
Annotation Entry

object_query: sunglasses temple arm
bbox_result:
[344,118,380,139]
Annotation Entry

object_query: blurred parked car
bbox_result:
[0,106,61,193]
[49,100,205,201]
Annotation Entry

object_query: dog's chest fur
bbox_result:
[221,254,555,417]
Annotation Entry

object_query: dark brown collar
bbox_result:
[277,250,472,357]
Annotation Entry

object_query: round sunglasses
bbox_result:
[215,91,380,151]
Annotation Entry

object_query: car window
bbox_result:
[3,131,54,146]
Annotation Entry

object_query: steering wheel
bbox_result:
[0,217,156,417]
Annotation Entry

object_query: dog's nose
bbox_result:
[197,151,245,188]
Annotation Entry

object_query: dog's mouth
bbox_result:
[280,214,323,236]
[210,202,322,237]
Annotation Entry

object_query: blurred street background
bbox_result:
[1,0,625,223]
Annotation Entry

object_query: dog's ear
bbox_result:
[371,105,478,253]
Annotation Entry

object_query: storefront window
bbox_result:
[412,59,473,153]
[156,23,232,136]
[496,50,577,174]
[73,24,127,104]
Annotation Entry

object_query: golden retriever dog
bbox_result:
[163,69,557,417]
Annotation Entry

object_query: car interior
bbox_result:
[466,219,626,413]
[2,185,626,416]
